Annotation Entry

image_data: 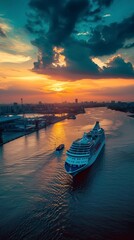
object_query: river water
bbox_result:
[0,107,134,240]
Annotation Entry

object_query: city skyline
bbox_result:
[0,0,134,103]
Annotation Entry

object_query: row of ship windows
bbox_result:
[69,162,86,165]
[68,159,87,162]
[70,147,92,150]
[69,150,90,153]
[70,147,89,149]
[69,156,87,159]
[68,162,87,164]
[69,164,85,167]
[68,159,87,163]
[69,149,91,152]
[70,148,91,151]
[72,145,91,148]
[68,153,90,156]
[69,151,90,154]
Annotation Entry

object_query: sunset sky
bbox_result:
[0,0,134,103]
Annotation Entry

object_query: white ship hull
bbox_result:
[65,140,105,177]
[65,121,105,177]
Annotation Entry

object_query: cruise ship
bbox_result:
[65,121,105,176]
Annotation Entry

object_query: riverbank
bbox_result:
[1,107,134,240]
[128,114,134,118]
[0,115,67,146]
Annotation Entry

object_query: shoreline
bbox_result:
[128,114,134,118]
[0,116,67,146]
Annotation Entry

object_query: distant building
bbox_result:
[75,98,78,103]
[111,100,115,104]
[0,116,22,130]
[38,101,43,105]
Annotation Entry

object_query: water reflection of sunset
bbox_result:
[100,119,113,130]
[51,122,66,146]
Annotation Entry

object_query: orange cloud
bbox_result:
[1,61,134,103]
[0,52,31,63]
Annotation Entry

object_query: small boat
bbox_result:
[56,144,65,151]
[67,114,76,119]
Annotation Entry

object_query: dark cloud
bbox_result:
[28,0,89,45]
[32,37,54,68]
[88,14,134,56]
[62,40,100,78]
[0,27,6,38]
[26,0,134,80]
[94,0,113,7]
[27,0,101,75]
[124,42,134,49]
[102,56,134,78]
[33,55,134,80]
[86,0,114,19]
[32,39,100,80]
[33,60,100,81]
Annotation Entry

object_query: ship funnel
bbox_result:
[93,121,100,130]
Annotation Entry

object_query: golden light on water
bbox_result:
[50,121,66,149]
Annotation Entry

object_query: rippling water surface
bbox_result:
[0,108,134,240]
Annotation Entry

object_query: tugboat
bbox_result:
[67,114,76,119]
[56,144,65,151]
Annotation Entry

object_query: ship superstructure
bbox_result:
[65,121,105,176]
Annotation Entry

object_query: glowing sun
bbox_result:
[51,83,65,92]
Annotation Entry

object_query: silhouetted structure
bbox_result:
[0,127,3,144]
[108,102,134,113]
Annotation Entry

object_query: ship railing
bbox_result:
[66,151,90,157]
[70,147,91,151]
